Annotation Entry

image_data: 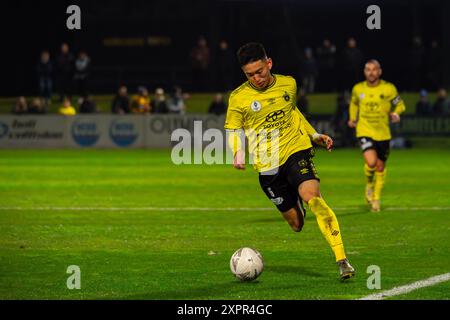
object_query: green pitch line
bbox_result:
[0,148,449,299]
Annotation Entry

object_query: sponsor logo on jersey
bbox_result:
[250,100,262,112]
[265,110,285,122]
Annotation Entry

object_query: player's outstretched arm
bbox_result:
[348,86,359,128]
[227,130,246,170]
[233,150,246,170]
[312,133,334,152]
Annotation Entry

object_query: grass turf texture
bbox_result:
[0,148,449,300]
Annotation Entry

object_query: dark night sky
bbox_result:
[1,0,448,95]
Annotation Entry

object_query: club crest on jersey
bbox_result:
[283,92,290,101]
[250,100,262,112]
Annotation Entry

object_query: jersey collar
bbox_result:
[247,75,277,92]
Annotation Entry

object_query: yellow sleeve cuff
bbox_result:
[227,130,243,155]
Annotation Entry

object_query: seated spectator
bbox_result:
[111,86,131,114]
[58,97,76,115]
[28,97,47,114]
[12,96,28,114]
[168,86,188,114]
[415,89,433,116]
[152,88,169,114]
[79,95,97,113]
[208,93,227,115]
[131,86,151,113]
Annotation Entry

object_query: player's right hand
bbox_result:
[233,150,246,170]
[347,120,357,128]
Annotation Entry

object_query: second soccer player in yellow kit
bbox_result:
[225,42,355,280]
[348,60,406,212]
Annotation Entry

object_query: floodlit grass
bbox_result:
[0,148,449,299]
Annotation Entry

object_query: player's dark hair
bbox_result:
[237,42,268,67]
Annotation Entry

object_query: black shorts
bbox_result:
[258,148,320,212]
[358,137,391,162]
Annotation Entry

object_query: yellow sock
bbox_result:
[364,163,376,187]
[308,197,346,262]
[373,169,386,201]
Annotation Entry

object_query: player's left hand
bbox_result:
[390,112,401,123]
[314,134,333,152]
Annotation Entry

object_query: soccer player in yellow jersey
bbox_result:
[348,60,406,212]
[225,42,355,280]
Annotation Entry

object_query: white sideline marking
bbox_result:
[0,206,449,212]
[359,273,450,300]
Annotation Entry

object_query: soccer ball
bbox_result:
[230,247,264,281]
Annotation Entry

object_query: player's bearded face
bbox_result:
[242,58,273,89]
[364,63,382,84]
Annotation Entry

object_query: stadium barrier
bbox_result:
[0,115,448,149]
[0,114,226,149]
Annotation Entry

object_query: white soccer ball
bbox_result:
[230,247,264,281]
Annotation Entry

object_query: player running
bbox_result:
[225,42,355,280]
[348,60,406,212]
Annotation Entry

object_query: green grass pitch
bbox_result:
[0,148,449,299]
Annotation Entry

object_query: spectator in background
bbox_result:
[36,50,53,107]
[74,51,91,97]
[111,86,131,114]
[58,96,76,115]
[28,97,47,114]
[56,43,74,102]
[340,37,364,91]
[296,88,309,116]
[131,86,151,113]
[168,86,188,114]
[415,89,433,116]
[408,36,425,91]
[79,95,97,113]
[208,93,227,115]
[316,39,336,92]
[425,40,443,91]
[152,88,169,114]
[190,36,211,92]
[333,91,353,147]
[300,47,318,94]
[433,88,450,115]
[12,96,28,114]
[216,40,234,92]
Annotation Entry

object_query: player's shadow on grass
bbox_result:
[336,206,373,217]
[266,265,323,278]
[123,281,300,300]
